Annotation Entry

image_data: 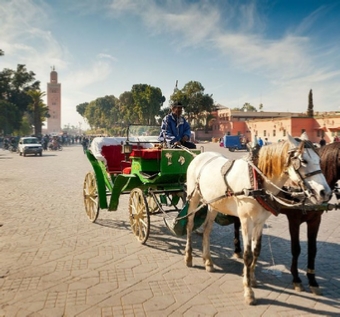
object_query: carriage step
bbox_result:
[139,171,159,179]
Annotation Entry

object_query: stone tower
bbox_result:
[47,66,61,133]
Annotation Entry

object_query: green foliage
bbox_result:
[16,113,33,136]
[131,84,163,125]
[0,64,40,135]
[169,81,215,129]
[0,100,21,135]
[26,89,48,136]
[77,84,164,130]
[76,102,89,117]
[75,80,215,134]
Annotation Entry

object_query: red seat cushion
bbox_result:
[123,167,131,174]
[130,148,161,160]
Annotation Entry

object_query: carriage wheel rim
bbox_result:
[83,172,99,222]
[129,188,150,244]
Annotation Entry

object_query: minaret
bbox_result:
[47,66,61,133]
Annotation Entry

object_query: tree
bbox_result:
[0,99,21,135]
[131,84,163,125]
[233,103,257,112]
[76,102,89,117]
[9,65,40,113]
[307,89,314,117]
[26,90,48,136]
[170,81,214,129]
[0,65,40,134]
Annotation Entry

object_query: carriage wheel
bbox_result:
[129,188,150,244]
[83,172,99,223]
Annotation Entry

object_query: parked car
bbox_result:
[223,135,249,152]
[17,137,43,157]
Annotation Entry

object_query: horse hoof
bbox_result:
[293,282,305,292]
[310,286,323,296]
[245,297,256,305]
[185,261,193,267]
[233,252,242,259]
[205,265,215,272]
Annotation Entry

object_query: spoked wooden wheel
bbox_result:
[83,172,99,223]
[129,188,150,244]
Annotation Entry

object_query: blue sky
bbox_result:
[1,0,340,129]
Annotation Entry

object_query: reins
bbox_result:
[245,157,308,208]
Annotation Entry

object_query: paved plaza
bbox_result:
[0,143,339,316]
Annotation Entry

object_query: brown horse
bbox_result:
[232,142,340,295]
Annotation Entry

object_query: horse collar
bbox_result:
[252,168,280,216]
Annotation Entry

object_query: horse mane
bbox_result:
[318,142,340,189]
[257,141,290,178]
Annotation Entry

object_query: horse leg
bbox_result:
[202,209,217,272]
[185,193,200,267]
[241,219,256,305]
[286,212,304,292]
[249,232,263,288]
[233,217,242,258]
[306,212,322,295]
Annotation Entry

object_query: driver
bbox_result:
[158,101,196,149]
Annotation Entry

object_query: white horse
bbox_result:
[184,133,331,305]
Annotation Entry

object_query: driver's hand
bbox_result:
[181,136,189,142]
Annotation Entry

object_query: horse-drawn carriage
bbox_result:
[83,124,207,244]
[83,127,338,305]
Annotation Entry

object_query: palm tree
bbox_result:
[26,90,49,136]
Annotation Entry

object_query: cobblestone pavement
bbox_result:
[0,143,339,317]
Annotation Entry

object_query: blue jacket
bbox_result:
[158,113,192,145]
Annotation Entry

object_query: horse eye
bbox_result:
[301,159,308,165]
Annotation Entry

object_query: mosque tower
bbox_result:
[47,66,61,134]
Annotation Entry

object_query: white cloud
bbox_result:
[97,53,118,62]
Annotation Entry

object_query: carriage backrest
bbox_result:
[101,145,128,174]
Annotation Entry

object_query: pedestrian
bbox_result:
[319,137,326,147]
[81,137,89,153]
[257,137,264,147]
[158,101,196,149]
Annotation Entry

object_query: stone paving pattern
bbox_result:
[0,143,339,316]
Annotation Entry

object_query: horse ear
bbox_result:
[287,133,299,146]
[300,131,309,141]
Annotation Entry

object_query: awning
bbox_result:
[328,127,340,131]
[313,126,327,131]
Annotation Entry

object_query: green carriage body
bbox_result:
[86,146,200,211]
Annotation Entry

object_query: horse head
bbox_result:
[285,132,332,204]
[318,141,340,198]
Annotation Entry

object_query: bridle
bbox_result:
[285,142,323,203]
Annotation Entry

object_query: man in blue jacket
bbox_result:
[159,101,196,149]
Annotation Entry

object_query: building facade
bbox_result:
[196,107,340,145]
[46,67,61,134]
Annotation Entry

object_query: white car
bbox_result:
[18,137,43,157]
